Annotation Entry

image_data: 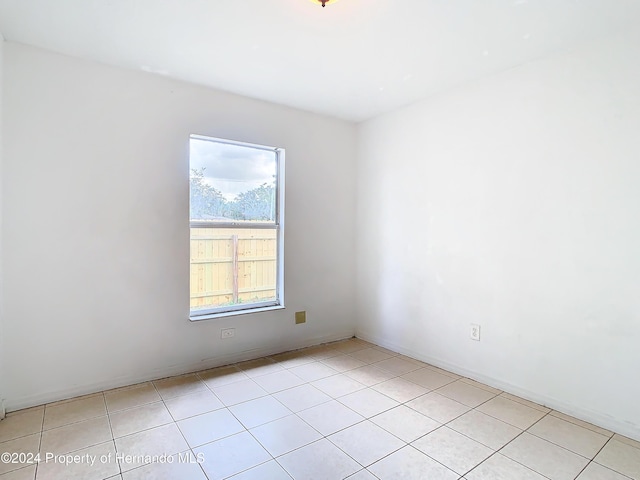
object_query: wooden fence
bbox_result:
[190,227,277,310]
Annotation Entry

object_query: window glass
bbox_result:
[189,136,284,319]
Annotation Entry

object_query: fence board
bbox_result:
[190,227,277,309]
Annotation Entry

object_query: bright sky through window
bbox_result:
[190,138,276,202]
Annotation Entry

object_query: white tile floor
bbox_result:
[1,337,639,480]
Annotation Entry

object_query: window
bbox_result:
[189,135,284,319]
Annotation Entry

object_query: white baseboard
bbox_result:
[6,330,355,412]
[356,329,640,443]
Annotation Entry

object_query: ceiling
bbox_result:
[0,0,639,122]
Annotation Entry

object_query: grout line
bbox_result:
[290,364,457,476]
[482,411,556,480]
[548,410,614,438]
[498,392,552,413]
[324,428,405,472]
[463,447,555,480]
[31,407,46,480]
[434,401,550,479]
[3,340,633,480]
[100,392,122,477]
[37,414,110,434]
[572,461,591,480]
[405,442,461,478]
[524,427,607,461]
[589,437,635,480]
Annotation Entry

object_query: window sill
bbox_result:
[189,304,285,322]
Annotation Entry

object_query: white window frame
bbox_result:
[189,135,285,320]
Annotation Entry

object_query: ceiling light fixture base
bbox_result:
[310,0,339,7]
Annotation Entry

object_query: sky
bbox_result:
[190,137,277,200]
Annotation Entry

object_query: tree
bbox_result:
[228,183,275,221]
[189,168,226,220]
[190,169,275,222]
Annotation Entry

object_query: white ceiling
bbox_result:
[0,0,639,122]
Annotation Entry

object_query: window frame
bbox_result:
[188,135,285,321]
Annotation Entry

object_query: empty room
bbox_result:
[0,0,639,479]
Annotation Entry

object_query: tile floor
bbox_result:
[1,337,639,480]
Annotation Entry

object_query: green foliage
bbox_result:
[226,183,275,221]
[190,168,275,222]
[190,168,226,219]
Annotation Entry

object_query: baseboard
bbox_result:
[6,329,355,412]
[356,329,640,442]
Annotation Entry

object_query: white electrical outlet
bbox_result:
[220,328,235,339]
[470,324,481,341]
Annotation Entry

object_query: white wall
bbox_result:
[2,43,357,410]
[0,33,5,416]
[356,31,640,440]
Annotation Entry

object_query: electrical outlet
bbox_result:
[295,311,306,324]
[221,328,235,339]
[470,324,481,341]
